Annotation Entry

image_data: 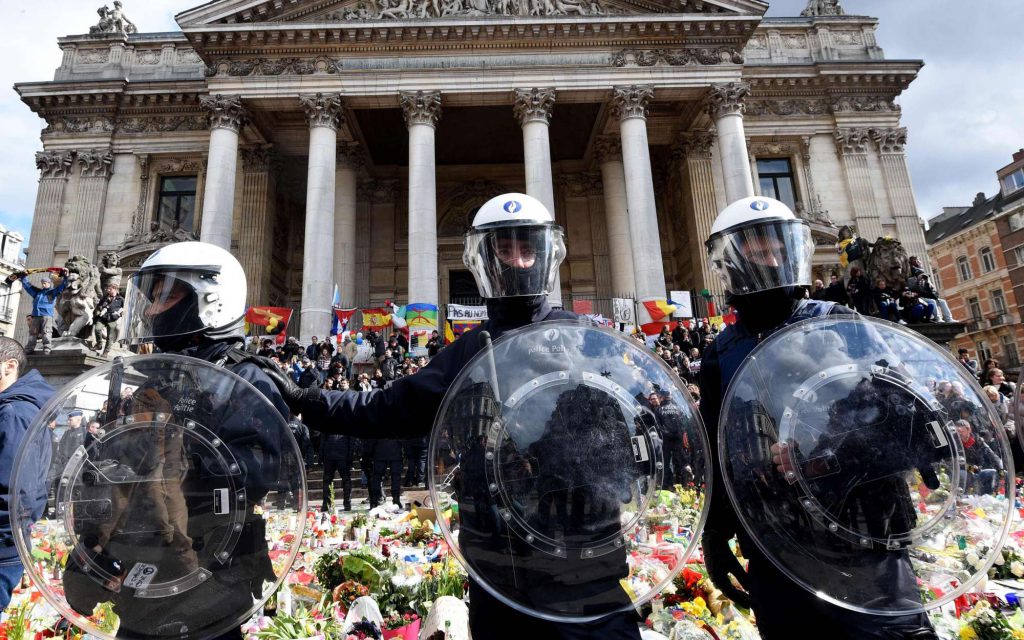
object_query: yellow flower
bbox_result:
[960,626,978,640]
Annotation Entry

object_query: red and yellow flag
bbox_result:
[642,299,677,322]
[245,306,293,336]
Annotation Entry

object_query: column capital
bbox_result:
[834,127,872,155]
[513,88,556,126]
[77,149,114,179]
[593,135,622,163]
[336,141,365,169]
[241,145,275,173]
[610,85,654,121]
[35,150,75,179]
[300,92,345,130]
[671,130,716,160]
[705,82,750,120]
[872,127,908,154]
[200,94,248,132]
[400,90,442,128]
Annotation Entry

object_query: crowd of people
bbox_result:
[250,331,440,513]
[808,255,954,324]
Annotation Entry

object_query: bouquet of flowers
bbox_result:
[957,601,1024,640]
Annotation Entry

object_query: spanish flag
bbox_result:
[362,307,393,331]
[642,299,677,322]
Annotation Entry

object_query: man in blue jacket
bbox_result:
[0,336,55,608]
[16,270,68,354]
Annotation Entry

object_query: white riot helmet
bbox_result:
[463,193,566,298]
[706,196,815,296]
[123,241,247,349]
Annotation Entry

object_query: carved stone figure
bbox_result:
[89,1,137,35]
[59,255,103,341]
[865,236,909,292]
[800,0,844,17]
[98,252,123,290]
[341,0,607,19]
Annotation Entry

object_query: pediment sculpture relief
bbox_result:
[326,0,611,19]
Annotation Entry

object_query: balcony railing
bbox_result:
[965,319,986,333]
[989,313,1014,327]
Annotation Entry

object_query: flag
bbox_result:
[451,320,481,336]
[642,299,677,322]
[444,321,456,345]
[245,306,293,336]
[330,285,343,336]
[405,303,439,331]
[333,308,357,336]
[362,307,392,331]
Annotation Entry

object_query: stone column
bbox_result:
[673,130,722,299]
[594,135,635,296]
[335,142,363,308]
[611,85,667,326]
[299,93,344,341]
[238,146,276,305]
[17,151,75,342]
[199,95,247,250]
[401,90,442,314]
[835,128,884,242]
[513,87,563,305]
[705,82,755,204]
[874,127,928,263]
[68,149,114,262]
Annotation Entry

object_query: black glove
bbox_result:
[248,355,324,415]
[60,268,69,278]
[701,528,752,609]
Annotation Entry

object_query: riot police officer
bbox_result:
[256,193,642,640]
[698,196,936,639]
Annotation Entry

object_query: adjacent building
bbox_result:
[926,149,1024,376]
[0,228,25,338]
[16,0,930,340]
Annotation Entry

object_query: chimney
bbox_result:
[974,192,987,206]
[1014,148,1024,163]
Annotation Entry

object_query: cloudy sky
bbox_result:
[1,0,1022,249]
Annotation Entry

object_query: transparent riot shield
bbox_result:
[429,320,711,622]
[10,355,306,640]
[720,316,1014,615]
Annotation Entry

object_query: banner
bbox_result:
[405,303,439,331]
[446,304,488,321]
[612,298,635,324]
[585,314,614,328]
[670,291,693,318]
[245,306,293,336]
[571,300,594,315]
[362,307,392,331]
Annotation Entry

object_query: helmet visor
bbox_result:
[463,224,566,298]
[707,219,815,295]
[123,268,212,345]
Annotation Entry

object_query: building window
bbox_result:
[157,176,198,232]
[1001,334,1020,368]
[968,296,982,321]
[756,158,797,211]
[980,247,997,273]
[1010,212,1024,232]
[976,340,992,363]
[1004,168,1024,195]
[1015,246,1024,268]
[991,288,1007,315]
[957,256,973,281]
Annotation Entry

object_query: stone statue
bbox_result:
[59,255,103,341]
[800,0,844,17]
[89,1,138,35]
[341,0,608,19]
[98,252,123,290]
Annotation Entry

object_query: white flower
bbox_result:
[1010,560,1024,578]
[994,551,1006,566]
[966,552,980,566]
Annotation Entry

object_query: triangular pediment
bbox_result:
[177,0,766,27]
